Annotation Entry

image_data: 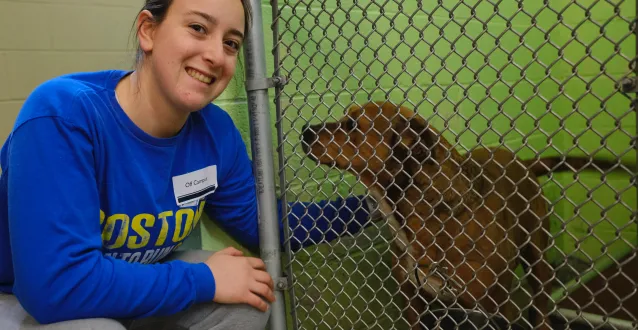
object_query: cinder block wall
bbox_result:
[0,0,143,142]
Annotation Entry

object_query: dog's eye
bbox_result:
[343,119,356,131]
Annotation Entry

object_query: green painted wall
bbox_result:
[200,0,637,329]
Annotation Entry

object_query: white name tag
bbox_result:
[172,165,218,207]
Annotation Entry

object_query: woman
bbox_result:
[0,0,374,329]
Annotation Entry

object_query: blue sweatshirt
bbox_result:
[0,70,372,324]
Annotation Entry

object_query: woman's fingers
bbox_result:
[250,280,276,303]
[206,252,275,312]
[253,269,275,290]
[246,257,266,270]
[218,246,244,256]
[245,292,270,312]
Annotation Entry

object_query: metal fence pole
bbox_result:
[242,0,288,329]
[269,0,300,329]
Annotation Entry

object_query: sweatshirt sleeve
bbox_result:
[7,116,214,324]
[204,122,375,253]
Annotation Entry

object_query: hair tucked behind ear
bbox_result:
[128,0,253,69]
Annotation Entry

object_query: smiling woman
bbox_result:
[0,0,375,329]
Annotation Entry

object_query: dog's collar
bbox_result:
[414,263,461,296]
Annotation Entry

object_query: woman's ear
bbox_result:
[136,10,156,54]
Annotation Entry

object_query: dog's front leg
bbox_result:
[450,260,499,315]
[392,254,426,330]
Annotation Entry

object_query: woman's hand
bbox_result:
[204,247,275,312]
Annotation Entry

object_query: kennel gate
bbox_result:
[242,0,638,329]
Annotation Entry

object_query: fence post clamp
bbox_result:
[274,273,290,291]
[245,76,288,91]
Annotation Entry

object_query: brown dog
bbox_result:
[301,101,616,330]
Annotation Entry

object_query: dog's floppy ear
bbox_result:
[391,116,437,163]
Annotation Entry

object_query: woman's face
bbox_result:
[138,0,245,112]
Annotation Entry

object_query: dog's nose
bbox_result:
[302,123,314,141]
[301,123,316,153]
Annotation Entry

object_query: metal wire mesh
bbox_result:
[270,0,637,329]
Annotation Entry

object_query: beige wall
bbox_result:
[0,0,144,143]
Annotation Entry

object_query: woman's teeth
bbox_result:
[186,68,213,84]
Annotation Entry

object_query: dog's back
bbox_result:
[444,147,551,326]
[468,147,550,243]
[466,147,619,328]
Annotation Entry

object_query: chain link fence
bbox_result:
[268,0,637,329]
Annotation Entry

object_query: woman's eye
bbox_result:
[225,40,240,51]
[189,24,206,34]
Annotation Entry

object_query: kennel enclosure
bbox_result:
[239,0,638,329]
